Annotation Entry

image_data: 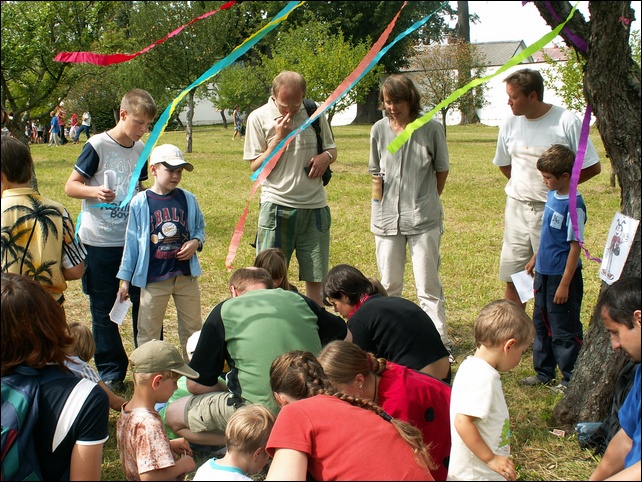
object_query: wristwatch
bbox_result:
[324,150,333,162]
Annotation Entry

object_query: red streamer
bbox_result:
[54,1,236,65]
[225,2,409,270]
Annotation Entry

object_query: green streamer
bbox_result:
[387,1,581,154]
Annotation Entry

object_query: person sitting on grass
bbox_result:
[117,340,199,481]
[323,263,451,383]
[194,404,275,481]
[318,340,451,480]
[265,350,435,481]
[253,247,298,292]
[66,321,126,411]
[588,277,641,481]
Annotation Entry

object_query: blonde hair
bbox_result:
[270,351,435,472]
[68,322,95,362]
[225,404,276,455]
[474,299,535,348]
[121,88,158,119]
[253,248,291,290]
[318,340,387,385]
[132,370,175,386]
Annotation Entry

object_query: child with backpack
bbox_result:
[1,273,109,481]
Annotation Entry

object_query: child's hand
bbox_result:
[96,185,115,203]
[554,284,570,304]
[117,281,129,303]
[525,254,536,275]
[170,438,192,457]
[487,454,515,481]
[176,239,199,261]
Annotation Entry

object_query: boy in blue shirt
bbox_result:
[521,144,587,393]
[117,143,205,360]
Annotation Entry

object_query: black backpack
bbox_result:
[302,98,333,186]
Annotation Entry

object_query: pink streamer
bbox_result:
[54,1,236,65]
[225,1,409,270]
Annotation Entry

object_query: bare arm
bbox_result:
[554,241,581,304]
[436,170,449,196]
[96,380,126,411]
[266,448,309,481]
[579,162,601,184]
[454,413,515,480]
[65,170,115,203]
[139,456,196,481]
[589,428,634,481]
[498,165,512,180]
[62,261,85,281]
[69,443,104,481]
[186,378,227,395]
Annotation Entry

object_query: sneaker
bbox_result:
[104,380,126,393]
[445,346,455,364]
[550,383,567,395]
[518,375,555,386]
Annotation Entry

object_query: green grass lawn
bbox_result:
[28,122,617,480]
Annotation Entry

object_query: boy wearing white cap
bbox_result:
[117,144,205,360]
[117,339,200,480]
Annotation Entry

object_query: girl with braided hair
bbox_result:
[318,340,451,480]
[265,350,435,481]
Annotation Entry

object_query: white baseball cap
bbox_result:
[150,144,194,171]
[186,330,201,360]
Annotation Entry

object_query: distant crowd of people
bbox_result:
[1,69,639,482]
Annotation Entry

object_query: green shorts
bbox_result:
[256,202,331,282]
[184,392,241,434]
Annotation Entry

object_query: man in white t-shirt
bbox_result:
[492,68,601,309]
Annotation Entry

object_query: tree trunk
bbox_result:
[353,87,381,124]
[456,1,480,125]
[185,89,194,154]
[220,109,228,129]
[533,0,641,427]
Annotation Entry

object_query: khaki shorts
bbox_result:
[499,196,545,282]
[256,202,330,282]
[184,392,241,434]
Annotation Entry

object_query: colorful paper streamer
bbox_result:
[54,1,237,66]
[570,105,601,263]
[227,2,450,269]
[386,1,582,154]
[120,0,303,208]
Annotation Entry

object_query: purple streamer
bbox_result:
[570,105,601,263]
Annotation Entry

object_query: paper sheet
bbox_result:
[109,298,131,325]
[511,270,534,303]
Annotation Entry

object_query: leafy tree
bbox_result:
[532,0,640,427]
[292,1,456,123]
[213,21,383,125]
[1,1,118,141]
[542,46,587,114]
[411,41,487,136]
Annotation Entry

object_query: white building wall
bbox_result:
[183,62,585,128]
